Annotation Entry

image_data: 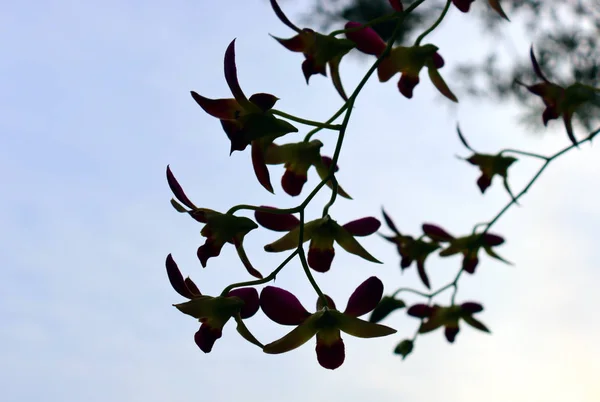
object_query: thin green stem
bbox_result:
[500,148,549,161]
[304,104,349,142]
[271,109,342,130]
[221,250,299,295]
[415,0,451,46]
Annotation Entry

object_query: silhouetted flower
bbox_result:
[261,276,396,369]
[256,210,381,272]
[167,166,261,278]
[407,301,490,343]
[166,254,259,352]
[191,39,297,192]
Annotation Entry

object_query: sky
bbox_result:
[1,1,599,401]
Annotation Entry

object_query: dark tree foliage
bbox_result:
[304,0,600,132]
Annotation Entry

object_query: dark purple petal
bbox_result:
[483,233,504,246]
[432,52,445,69]
[316,294,337,310]
[407,304,433,318]
[344,22,386,56]
[194,323,223,353]
[476,174,492,193]
[416,259,431,289]
[529,46,550,82]
[400,255,412,270]
[444,325,459,343]
[184,277,201,297]
[307,246,335,273]
[281,169,307,196]
[224,39,250,105]
[166,254,198,299]
[315,335,345,370]
[254,206,300,231]
[462,255,479,274]
[388,0,403,12]
[460,302,484,314]
[249,93,278,112]
[398,74,420,98]
[342,217,381,237]
[381,208,400,235]
[422,224,454,242]
[452,0,475,12]
[166,165,196,210]
[220,120,250,153]
[344,276,384,317]
[197,239,223,267]
[542,106,560,126]
[320,156,339,172]
[269,0,302,32]
[228,288,260,319]
[260,286,311,325]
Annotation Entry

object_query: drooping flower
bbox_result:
[516,46,599,146]
[166,254,260,352]
[456,126,518,199]
[422,223,510,274]
[263,140,351,197]
[191,39,298,192]
[407,301,490,343]
[377,43,457,101]
[256,209,381,272]
[260,276,396,369]
[167,166,262,278]
[270,0,355,100]
[380,209,440,289]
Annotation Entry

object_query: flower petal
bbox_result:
[462,315,491,333]
[334,311,397,338]
[388,0,403,12]
[195,323,223,353]
[328,55,348,101]
[255,207,300,232]
[263,313,321,354]
[344,276,384,317]
[251,141,274,193]
[224,39,252,108]
[334,224,382,264]
[197,239,223,268]
[260,286,311,325]
[342,217,381,237]
[228,287,260,318]
[190,91,241,120]
[428,67,458,102]
[166,165,197,210]
[444,325,459,343]
[315,330,345,370]
[422,224,454,242]
[345,22,385,56]
[460,302,483,314]
[263,219,319,252]
[249,93,279,112]
[416,259,431,289]
[281,169,307,196]
[307,246,335,273]
[269,0,302,32]
[166,254,199,299]
[407,304,434,318]
[314,157,352,199]
[381,208,401,235]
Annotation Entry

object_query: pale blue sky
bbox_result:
[1,1,599,401]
